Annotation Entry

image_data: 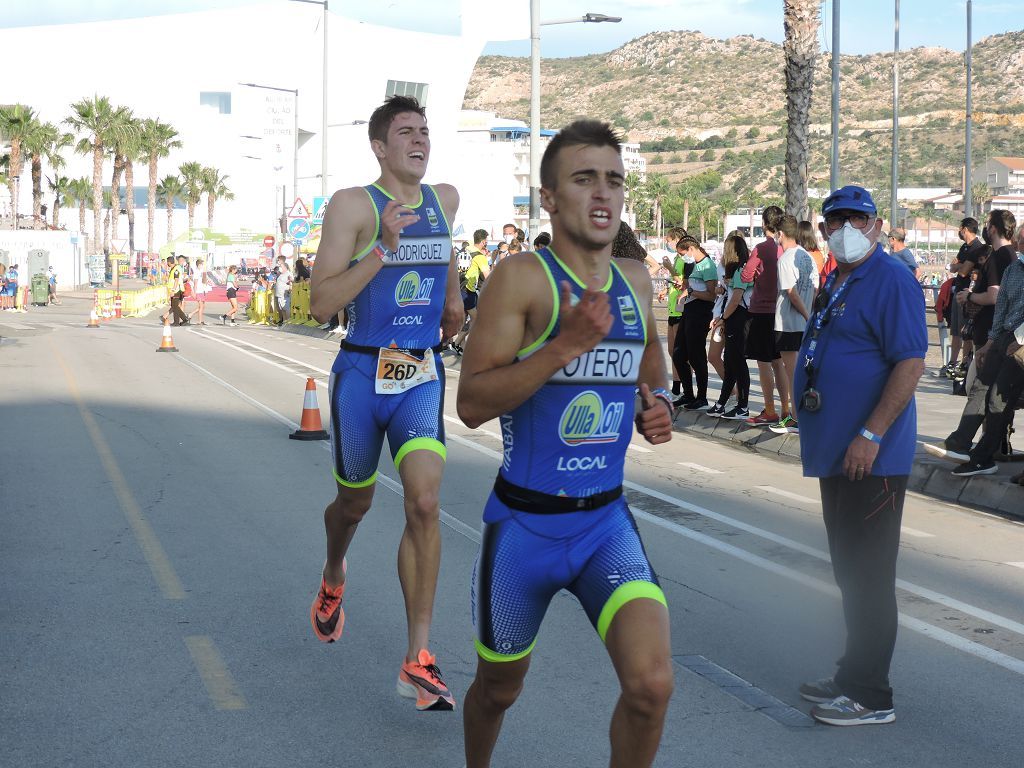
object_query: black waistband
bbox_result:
[340,339,444,356]
[493,473,623,514]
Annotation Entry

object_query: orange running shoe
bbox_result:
[310,559,347,643]
[397,649,456,711]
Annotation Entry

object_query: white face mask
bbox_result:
[503,233,514,244]
[828,222,873,264]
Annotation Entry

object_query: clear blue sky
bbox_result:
[6,1,1018,58]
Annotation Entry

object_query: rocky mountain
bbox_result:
[464,28,1024,200]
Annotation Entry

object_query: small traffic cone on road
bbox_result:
[156,320,179,352]
[86,308,101,328]
[290,377,329,441]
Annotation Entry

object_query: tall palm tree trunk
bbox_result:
[31,156,43,225]
[683,199,690,232]
[110,157,123,251]
[7,140,22,227]
[78,199,87,237]
[125,161,136,255]
[187,201,196,232]
[783,0,821,219]
[147,155,158,254]
[207,194,216,229]
[166,200,175,244]
[91,144,103,253]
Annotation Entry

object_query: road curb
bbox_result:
[671,409,1024,521]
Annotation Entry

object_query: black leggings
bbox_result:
[717,307,750,408]
[675,299,714,400]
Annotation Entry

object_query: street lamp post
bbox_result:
[891,0,899,229]
[830,0,840,191]
[291,0,329,198]
[965,0,973,218]
[528,6,620,240]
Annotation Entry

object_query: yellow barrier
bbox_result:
[288,282,312,325]
[95,286,169,318]
[247,289,280,325]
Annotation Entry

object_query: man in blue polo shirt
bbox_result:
[793,185,927,726]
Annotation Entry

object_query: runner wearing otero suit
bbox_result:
[473,248,665,661]
[329,183,452,487]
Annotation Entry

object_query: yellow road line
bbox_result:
[50,339,186,600]
[184,636,247,710]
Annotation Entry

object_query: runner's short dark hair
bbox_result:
[473,228,488,245]
[541,119,622,190]
[987,209,1016,242]
[368,96,425,144]
[534,232,551,248]
[960,217,979,233]
[762,205,784,234]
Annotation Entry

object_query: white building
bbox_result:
[0,2,533,274]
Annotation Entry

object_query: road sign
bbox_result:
[288,218,310,240]
[312,196,330,225]
[263,235,276,248]
[287,198,310,219]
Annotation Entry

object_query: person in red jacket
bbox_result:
[740,205,790,426]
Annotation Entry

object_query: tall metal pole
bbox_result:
[294,89,300,208]
[322,1,329,197]
[529,0,541,239]
[891,0,899,228]
[830,0,840,191]
[964,0,973,218]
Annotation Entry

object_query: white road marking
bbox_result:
[1006,562,1024,571]
[172,342,1024,672]
[198,328,331,375]
[628,444,654,453]
[901,526,936,538]
[678,462,723,474]
[755,485,818,505]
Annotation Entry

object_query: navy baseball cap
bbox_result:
[821,185,877,215]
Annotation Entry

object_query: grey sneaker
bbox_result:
[798,677,841,703]
[810,695,895,726]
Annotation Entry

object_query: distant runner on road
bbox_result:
[309,95,463,712]
[456,120,674,768]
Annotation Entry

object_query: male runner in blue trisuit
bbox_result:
[309,95,463,711]
[457,120,674,766]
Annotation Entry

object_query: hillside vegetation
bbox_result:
[465,29,1024,199]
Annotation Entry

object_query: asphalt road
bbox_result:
[2,296,1024,768]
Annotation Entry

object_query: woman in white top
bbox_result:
[188,257,211,325]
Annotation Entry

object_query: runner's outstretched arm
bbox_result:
[456,255,612,429]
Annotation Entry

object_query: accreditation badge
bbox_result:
[374,348,438,395]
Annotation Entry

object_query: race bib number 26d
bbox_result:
[374,348,438,395]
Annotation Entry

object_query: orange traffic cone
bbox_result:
[156,320,178,352]
[86,308,101,328]
[290,377,329,441]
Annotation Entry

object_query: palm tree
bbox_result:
[690,196,712,242]
[178,161,205,232]
[783,0,821,219]
[677,178,699,232]
[68,176,92,236]
[157,174,183,244]
[118,119,148,255]
[139,118,181,255]
[743,189,764,239]
[624,170,645,228]
[971,181,991,220]
[0,104,36,227]
[201,167,234,229]
[47,175,72,228]
[102,189,114,251]
[715,194,737,239]
[644,173,670,240]
[66,96,132,252]
[106,109,138,253]
[25,120,72,227]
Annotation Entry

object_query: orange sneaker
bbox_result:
[397,649,456,711]
[310,559,347,643]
